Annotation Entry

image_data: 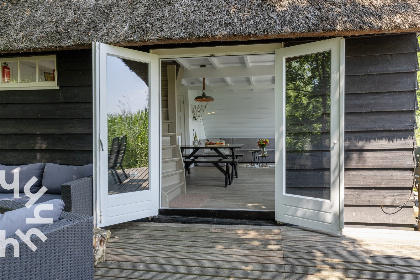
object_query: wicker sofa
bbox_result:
[0,200,93,279]
[0,163,93,216]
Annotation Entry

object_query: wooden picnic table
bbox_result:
[180,144,244,187]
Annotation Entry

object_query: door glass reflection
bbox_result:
[107,55,149,195]
[285,51,331,200]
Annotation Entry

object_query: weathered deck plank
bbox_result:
[108,167,149,195]
[95,222,420,280]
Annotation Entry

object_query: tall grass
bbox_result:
[108,109,149,169]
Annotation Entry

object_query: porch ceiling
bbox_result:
[176,55,275,90]
[177,54,276,138]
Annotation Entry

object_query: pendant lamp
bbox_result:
[194,77,214,102]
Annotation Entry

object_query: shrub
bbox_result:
[108,109,149,169]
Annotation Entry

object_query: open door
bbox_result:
[275,38,345,235]
[93,43,160,227]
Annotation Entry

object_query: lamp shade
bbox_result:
[194,92,214,102]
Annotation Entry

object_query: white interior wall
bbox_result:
[201,89,275,138]
[177,53,276,140]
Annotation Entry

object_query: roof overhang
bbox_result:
[0,1,419,54]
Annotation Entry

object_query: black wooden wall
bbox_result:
[0,50,93,165]
[343,33,419,227]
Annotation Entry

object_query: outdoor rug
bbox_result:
[169,194,210,208]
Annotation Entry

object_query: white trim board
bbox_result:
[151,43,284,58]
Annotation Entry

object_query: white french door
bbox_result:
[275,38,345,235]
[93,43,160,227]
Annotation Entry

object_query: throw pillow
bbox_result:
[0,163,45,194]
[40,163,93,194]
[0,199,64,237]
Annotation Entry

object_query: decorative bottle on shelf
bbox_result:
[193,130,199,146]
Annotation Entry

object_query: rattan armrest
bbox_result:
[61,177,93,216]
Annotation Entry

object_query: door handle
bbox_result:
[100,139,104,151]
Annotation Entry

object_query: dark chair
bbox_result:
[108,137,120,184]
[108,135,128,184]
[115,135,128,183]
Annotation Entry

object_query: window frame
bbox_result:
[0,55,58,90]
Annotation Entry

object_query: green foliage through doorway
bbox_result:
[108,109,149,169]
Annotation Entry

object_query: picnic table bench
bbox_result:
[180,144,244,187]
[183,158,238,187]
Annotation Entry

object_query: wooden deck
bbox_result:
[181,165,275,210]
[108,167,149,195]
[94,221,420,279]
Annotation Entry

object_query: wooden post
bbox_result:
[93,228,111,265]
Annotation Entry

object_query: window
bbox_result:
[0,55,57,90]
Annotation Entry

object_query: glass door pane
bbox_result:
[285,51,331,200]
[106,55,150,195]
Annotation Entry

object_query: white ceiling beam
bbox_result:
[243,56,251,68]
[188,83,274,91]
[243,56,254,87]
[198,78,211,86]
[176,58,192,70]
[183,65,274,79]
[218,62,274,67]
[224,77,233,86]
[208,57,220,68]
[207,89,274,95]
[185,78,211,87]
[207,57,232,85]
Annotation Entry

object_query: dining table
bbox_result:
[180,144,244,187]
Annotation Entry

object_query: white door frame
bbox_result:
[150,41,343,234]
[275,38,345,235]
[93,42,160,227]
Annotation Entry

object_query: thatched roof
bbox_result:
[0,0,419,52]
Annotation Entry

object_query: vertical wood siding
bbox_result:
[0,50,93,165]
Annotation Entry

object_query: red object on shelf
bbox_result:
[2,63,10,83]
